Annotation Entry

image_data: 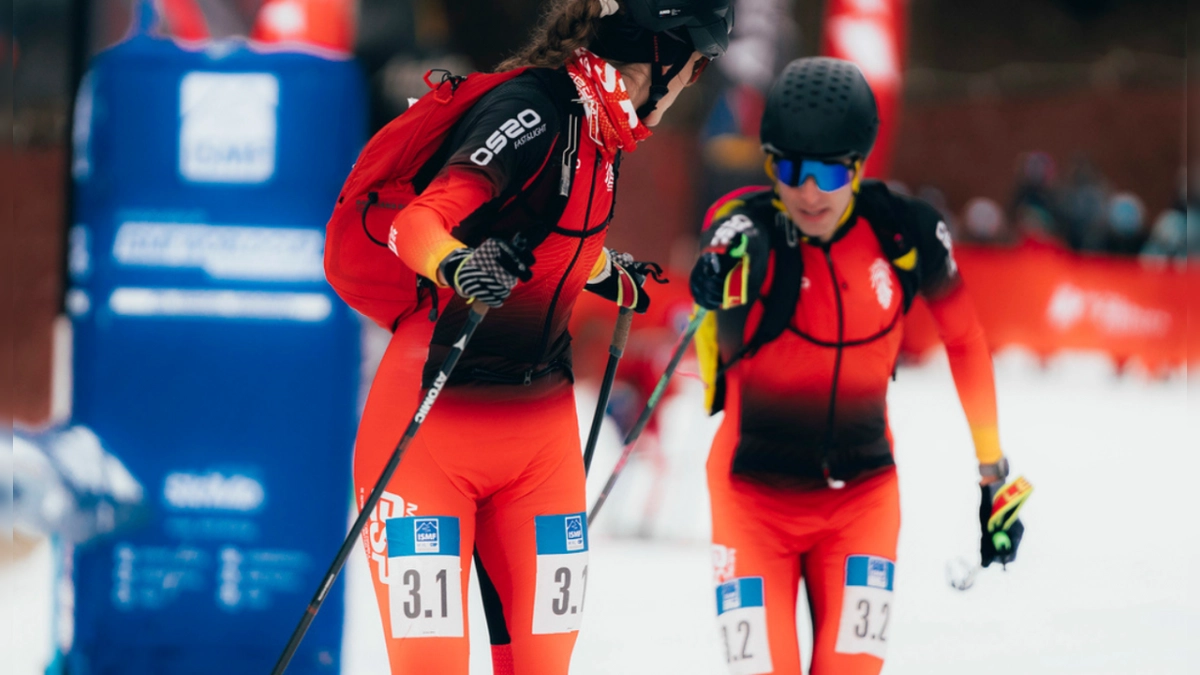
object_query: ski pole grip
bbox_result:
[610,308,634,358]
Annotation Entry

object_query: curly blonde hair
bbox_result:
[496,0,606,71]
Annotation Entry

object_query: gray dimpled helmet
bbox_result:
[760,57,880,162]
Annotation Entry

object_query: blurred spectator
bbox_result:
[1102,191,1147,254]
[917,185,961,238]
[1188,206,1199,257]
[1009,151,1060,239]
[961,196,1018,245]
[699,82,769,225]
[1139,208,1187,259]
[1058,156,1110,250]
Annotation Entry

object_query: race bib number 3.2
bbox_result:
[715,577,772,675]
[834,555,894,660]
[532,513,589,635]
[386,516,464,638]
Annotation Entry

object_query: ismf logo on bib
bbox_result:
[715,577,772,675]
[532,513,589,634]
[835,555,895,660]
[385,516,463,638]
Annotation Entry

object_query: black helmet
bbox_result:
[591,0,735,117]
[760,57,880,162]
[622,0,735,60]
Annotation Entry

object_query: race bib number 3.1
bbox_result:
[532,513,589,635]
[386,516,464,638]
[835,555,895,660]
[715,577,772,675]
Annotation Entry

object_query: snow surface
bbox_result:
[7,351,1198,674]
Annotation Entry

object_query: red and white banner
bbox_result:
[820,0,908,179]
[901,242,1198,370]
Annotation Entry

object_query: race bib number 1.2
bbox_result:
[834,555,894,660]
[386,516,464,638]
[715,577,772,675]
[532,513,589,634]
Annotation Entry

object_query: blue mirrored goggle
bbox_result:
[773,158,854,192]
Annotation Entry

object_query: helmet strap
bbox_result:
[635,36,692,119]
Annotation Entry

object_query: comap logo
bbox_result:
[163,471,265,512]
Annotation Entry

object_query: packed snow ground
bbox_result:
[6,351,1197,674]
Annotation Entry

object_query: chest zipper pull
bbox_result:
[523,369,533,386]
[823,461,846,490]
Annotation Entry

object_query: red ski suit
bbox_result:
[697,183,1001,675]
[343,68,622,675]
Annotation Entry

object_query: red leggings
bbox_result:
[354,321,588,675]
[709,460,901,675]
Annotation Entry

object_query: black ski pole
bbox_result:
[476,264,654,664]
[587,308,706,526]
[271,302,490,675]
[581,263,659,474]
[581,305,636,474]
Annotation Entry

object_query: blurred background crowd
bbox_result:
[8,1,1195,428]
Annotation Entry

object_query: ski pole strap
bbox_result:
[271,302,488,675]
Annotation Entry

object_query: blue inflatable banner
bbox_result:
[67,25,366,675]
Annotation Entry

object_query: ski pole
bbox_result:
[478,264,653,666]
[581,305,636,474]
[271,302,489,675]
[581,263,659,473]
[587,308,706,526]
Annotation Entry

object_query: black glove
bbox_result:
[439,237,535,308]
[979,476,1033,568]
[584,249,662,314]
[689,233,748,311]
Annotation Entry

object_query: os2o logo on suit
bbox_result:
[470,109,543,166]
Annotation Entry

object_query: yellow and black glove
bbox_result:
[979,476,1033,568]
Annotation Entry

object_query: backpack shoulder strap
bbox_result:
[856,179,922,312]
[722,191,804,368]
[341,68,530,201]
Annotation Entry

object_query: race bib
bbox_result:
[715,577,772,675]
[834,555,894,660]
[386,516,464,638]
[532,513,589,634]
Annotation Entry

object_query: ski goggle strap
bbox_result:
[772,157,854,192]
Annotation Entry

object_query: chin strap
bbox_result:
[635,36,692,119]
